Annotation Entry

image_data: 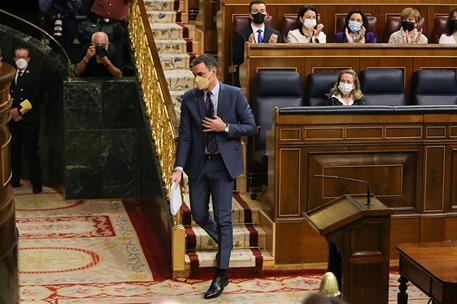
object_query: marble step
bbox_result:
[185,248,273,269]
[185,224,267,251]
[144,0,176,11]
[155,39,187,53]
[164,69,194,91]
[159,53,190,70]
[147,10,177,23]
[182,193,261,226]
[151,23,183,40]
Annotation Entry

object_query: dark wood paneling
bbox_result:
[268,109,457,264]
[278,149,301,217]
[420,216,446,242]
[424,146,445,212]
[307,150,418,211]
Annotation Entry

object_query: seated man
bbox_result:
[75,31,123,78]
[232,0,282,67]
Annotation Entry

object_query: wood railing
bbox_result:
[128,0,185,273]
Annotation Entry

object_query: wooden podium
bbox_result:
[305,195,392,304]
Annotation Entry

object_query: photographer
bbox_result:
[75,31,123,78]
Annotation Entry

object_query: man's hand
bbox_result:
[268,34,278,43]
[97,55,111,66]
[248,33,255,44]
[10,108,20,119]
[85,45,96,60]
[170,170,182,185]
[202,116,226,132]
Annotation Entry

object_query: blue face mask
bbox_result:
[348,20,362,33]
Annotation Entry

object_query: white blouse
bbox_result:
[287,28,327,43]
[439,34,457,44]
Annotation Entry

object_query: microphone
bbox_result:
[314,174,372,206]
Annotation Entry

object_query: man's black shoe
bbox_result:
[32,184,42,194]
[204,275,229,299]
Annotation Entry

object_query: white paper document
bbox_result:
[170,182,183,215]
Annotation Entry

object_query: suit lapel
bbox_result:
[216,83,227,117]
[196,90,205,120]
[264,26,272,42]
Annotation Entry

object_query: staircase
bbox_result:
[182,192,273,276]
[144,0,202,116]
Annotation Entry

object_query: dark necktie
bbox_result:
[205,91,218,154]
[257,29,263,43]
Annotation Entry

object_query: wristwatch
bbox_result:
[224,123,229,133]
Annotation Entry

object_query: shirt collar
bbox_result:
[332,93,354,106]
[251,23,265,35]
[205,81,220,97]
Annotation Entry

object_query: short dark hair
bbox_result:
[344,9,369,32]
[295,5,319,29]
[249,0,266,12]
[13,47,30,58]
[446,8,457,36]
[191,54,218,70]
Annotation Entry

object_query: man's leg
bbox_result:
[188,169,218,242]
[9,123,22,187]
[208,158,234,270]
[22,124,42,192]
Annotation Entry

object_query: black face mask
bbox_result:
[251,12,266,24]
[401,20,415,32]
[451,19,457,32]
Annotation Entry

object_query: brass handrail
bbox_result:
[128,0,183,225]
[0,9,72,79]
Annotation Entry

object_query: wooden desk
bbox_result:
[397,242,457,304]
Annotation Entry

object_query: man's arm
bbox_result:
[75,45,95,76]
[232,31,246,66]
[226,89,256,138]
[101,56,123,78]
[174,95,192,168]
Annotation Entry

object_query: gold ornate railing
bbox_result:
[128,0,185,273]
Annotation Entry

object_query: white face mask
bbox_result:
[338,82,353,95]
[195,75,210,90]
[15,58,28,70]
[303,18,317,30]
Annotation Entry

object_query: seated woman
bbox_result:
[388,7,428,44]
[322,69,364,106]
[335,9,376,43]
[439,8,457,44]
[287,5,326,43]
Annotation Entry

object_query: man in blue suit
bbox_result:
[170,54,256,299]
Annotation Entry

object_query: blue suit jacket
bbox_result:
[175,83,256,180]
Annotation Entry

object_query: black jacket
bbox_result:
[232,21,282,66]
[10,68,41,124]
[321,94,365,106]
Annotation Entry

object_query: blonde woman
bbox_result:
[322,69,364,106]
[388,8,428,44]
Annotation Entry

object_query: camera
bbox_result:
[95,44,108,57]
[53,14,63,37]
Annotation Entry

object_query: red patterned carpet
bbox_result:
[15,186,429,303]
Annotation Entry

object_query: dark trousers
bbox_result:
[328,242,342,289]
[9,122,42,187]
[188,156,234,270]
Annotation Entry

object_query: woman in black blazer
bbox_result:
[322,69,365,106]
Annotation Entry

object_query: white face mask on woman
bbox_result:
[338,82,353,95]
[303,18,317,30]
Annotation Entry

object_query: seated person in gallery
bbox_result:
[232,0,282,67]
[287,5,326,43]
[75,31,123,78]
[439,8,457,44]
[388,7,428,44]
[335,9,376,43]
[322,69,365,106]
